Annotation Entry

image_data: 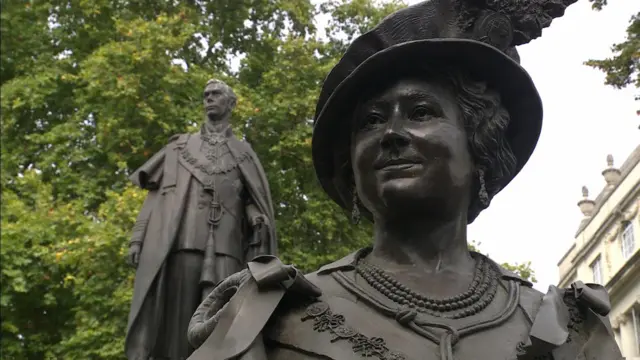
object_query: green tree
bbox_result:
[468,240,537,283]
[585,0,639,112]
[1,171,142,358]
[1,0,536,358]
[1,0,316,210]
[2,172,85,359]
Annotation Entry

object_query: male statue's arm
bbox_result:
[244,196,270,260]
[127,189,160,268]
[126,143,170,268]
[245,198,266,226]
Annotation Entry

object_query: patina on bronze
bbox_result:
[187,1,623,359]
[124,79,277,360]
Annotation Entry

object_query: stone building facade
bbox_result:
[558,145,640,359]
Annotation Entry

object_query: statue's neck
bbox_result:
[364,214,476,298]
[203,120,231,136]
[370,213,472,273]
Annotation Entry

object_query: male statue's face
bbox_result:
[350,78,474,221]
[203,83,231,120]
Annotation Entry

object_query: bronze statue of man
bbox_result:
[124,79,277,360]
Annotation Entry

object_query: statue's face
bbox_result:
[203,83,232,119]
[351,78,474,221]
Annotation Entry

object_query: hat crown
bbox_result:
[314,0,576,122]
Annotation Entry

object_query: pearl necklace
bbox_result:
[356,255,499,319]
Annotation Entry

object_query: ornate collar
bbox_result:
[200,124,234,138]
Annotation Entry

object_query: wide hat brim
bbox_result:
[312,38,543,219]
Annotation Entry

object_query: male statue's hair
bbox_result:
[205,78,238,107]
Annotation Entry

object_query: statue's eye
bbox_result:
[361,113,386,129]
[410,106,437,121]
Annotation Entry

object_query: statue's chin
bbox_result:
[377,182,452,220]
[206,113,222,121]
[378,177,421,203]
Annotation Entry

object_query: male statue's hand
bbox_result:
[249,214,267,228]
[128,243,142,268]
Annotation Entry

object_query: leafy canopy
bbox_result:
[585,0,639,114]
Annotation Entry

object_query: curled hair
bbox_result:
[444,70,516,221]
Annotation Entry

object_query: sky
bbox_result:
[389,0,640,290]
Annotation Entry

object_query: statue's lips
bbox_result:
[374,159,422,171]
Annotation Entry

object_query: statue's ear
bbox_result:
[228,97,237,111]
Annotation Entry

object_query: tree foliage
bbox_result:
[468,241,537,283]
[1,0,534,358]
[2,172,141,358]
[585,0,639,109]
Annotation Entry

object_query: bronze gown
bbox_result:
[189,248,622,360]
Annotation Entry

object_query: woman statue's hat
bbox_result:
[311,0,577,217]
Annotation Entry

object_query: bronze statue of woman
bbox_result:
[185,0,623,359]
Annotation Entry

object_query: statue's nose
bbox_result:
[380,120,410,151]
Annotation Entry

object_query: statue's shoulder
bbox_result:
[230,136,256,155]
[516,281,544,318]
[493,261,620,359]
[518,281,623,360]
[297,250,362,300]
[186,254,362,360]
[266,267,413,360]
[268,268,357,325]
[187,256,325,359]
[268,254,360,323]
[167,133,192,146]
[129,133,193,188]
[261,255,373,359]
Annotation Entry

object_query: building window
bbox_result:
[622,221,635,259]
[590,256,603,284]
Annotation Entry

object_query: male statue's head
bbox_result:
[203,79,237,123]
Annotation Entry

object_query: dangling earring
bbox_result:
[351,188,361,225]
[477,169,490,208]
